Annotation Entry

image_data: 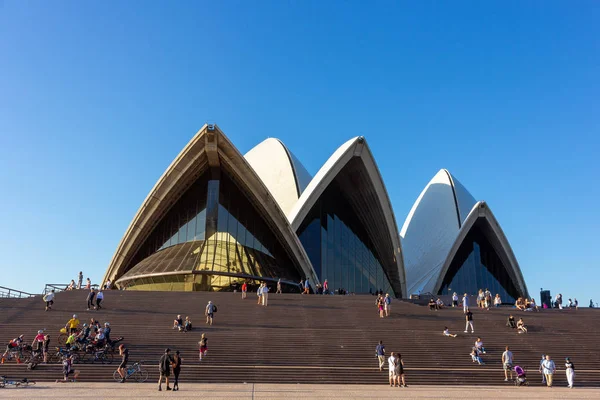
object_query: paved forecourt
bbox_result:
[1,383,599,399]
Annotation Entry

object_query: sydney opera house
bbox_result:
[102,124,529,301]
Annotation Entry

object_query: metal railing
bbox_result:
[43,283,100,295]
[0,286,36,299]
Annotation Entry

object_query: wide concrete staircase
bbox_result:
[1,290,599,386]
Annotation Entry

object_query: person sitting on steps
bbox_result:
[517,318,528,334]
[443,327,457,338]
[173,315,183,332]
[506,315,516,329]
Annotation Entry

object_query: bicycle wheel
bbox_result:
[57,334,67,346]
[133,369,149,383]
[113,370,123,382]
[101,352,114,365]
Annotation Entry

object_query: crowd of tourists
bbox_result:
[1,274,588,390]
[422,289,579,388]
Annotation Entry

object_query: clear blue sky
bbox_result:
[1,1,598,305]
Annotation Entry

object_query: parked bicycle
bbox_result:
[112,361,148,383]
[0,376,36,388]
[80,347,113,364]
[49,347,79,364]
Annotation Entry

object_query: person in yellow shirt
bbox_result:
[65,314,80,334]
[65,333,77,350]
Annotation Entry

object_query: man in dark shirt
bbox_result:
[464,310,474,333]
[375,341,386,371]
[86,289,96,311]
[117,344,128,383]
[158,348,173,391]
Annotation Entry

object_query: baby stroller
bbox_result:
[514,365,528,386]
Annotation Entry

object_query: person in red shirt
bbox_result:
[241,282,247,299]
[32,330,45,354]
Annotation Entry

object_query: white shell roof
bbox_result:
[400,169,477,295]
[244,138,312,217]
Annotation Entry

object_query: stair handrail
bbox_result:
[0,285,36,299]
[43,283,100,295]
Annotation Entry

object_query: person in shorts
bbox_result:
[205,301,215,325]
[199,333,208,361]
[56,354,80,383]
[388,352,397,386]
[43,290,55,311]
[117,344,128,383]
[502,346,514,381]
[42,334,50,363]
[395,353,407,387]
[158,348,173,391]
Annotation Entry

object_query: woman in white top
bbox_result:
[475,338,486,353]
[452,293,459,307]
[494,294,502,307]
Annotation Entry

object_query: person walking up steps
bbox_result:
[395,353,408,387]
[502,346,514,381]
[43,290,55,311]
[117,344,128,383]
[158,348,173,391]
[86,288,96,311]
[388,352,397,387]
[172,350,182,391]
[198,334,208,361]
[375,341,385,371]
[205,301,216,325]
[464,310,474,333]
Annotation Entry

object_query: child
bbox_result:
[198,333,208,361]
[443,327,457,338]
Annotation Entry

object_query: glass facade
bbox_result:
[119,170,302,291]
[438,224,520,302]
[297,180,394,296]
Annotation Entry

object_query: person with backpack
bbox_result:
[158,348,173,391]
[1,335,24,364]
[205,301,216,325]
[43,290,55,311]
[384,294,391,316]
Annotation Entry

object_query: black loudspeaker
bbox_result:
[540,289,552,309]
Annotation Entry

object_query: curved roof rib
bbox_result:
[244,138,312,216]
[433,201,529,298]
[400,169,465,296]
[289,137,407,297]
[103,124,318,286]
